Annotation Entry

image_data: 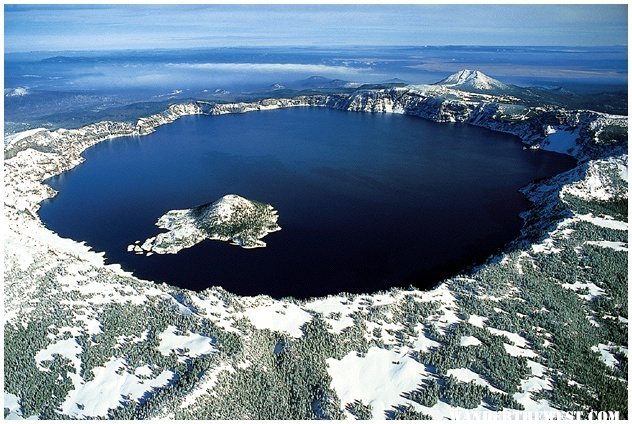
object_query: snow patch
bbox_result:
[585,240,628,251]
[576,214,627,231]
[242,301,312,338]
[531,237,561,254]
[327,346,429,419]
[459,335,482,347]
[134,365,153,377]
[541,127,578,155]
[591,343,621,368]
[446,368,500,392]
[503,343,538,358]
[513,376,556,412]
[60,357,174,418]
[527,360,547,378]
[562,281,605,301]
[467,314,487,328]
[157,325,217,359]
[180,363,236,408]
[303,295,359,333]
[487,327,529,347]
[485,327,538,358]
[34,337,82,375]
[425,284,461,333]
[4,392,25,420]
[410,323,442,352]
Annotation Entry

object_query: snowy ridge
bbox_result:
[435,69,510,92]
[3,127,47,148]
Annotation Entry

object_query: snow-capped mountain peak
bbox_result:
[435,69,510,91]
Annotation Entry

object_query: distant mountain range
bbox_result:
[275,70,523,96]
[292,76,360,90]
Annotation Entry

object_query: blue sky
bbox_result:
[4,4,628,52]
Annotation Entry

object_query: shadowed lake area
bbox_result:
[39,107,576,298]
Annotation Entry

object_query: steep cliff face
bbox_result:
[4,120,136,159]
[136,102,207,135]
[336,86,626,160]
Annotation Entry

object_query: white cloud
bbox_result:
[166,62,369,74]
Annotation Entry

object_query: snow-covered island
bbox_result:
[129,195,281,254]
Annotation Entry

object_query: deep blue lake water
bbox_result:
[39,108,576,298]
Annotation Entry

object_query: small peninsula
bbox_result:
[129,194,281,254]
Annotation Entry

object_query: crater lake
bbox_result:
[39,107,576,298]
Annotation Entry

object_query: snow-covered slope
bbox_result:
[435,69,511,92]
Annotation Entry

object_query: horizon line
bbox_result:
[6,44,628,55]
